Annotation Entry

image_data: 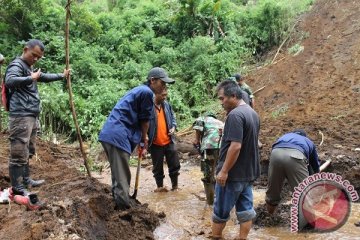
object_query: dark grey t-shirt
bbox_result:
[216,104,260,182]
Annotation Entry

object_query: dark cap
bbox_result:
[293,129,307,137]
[233,73,242,81]
[147,67,175,84]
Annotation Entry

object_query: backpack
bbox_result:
[1,79,8,111]
[1,58,27,111]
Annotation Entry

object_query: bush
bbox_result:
[0,0,314,141]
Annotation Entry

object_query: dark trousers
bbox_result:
[9,116,37,166]
[101,142,131,208]
[149,142,180,187]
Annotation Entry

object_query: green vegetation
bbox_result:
[288,43,304,55]
[271,103,289,119]
[0,0,313,142]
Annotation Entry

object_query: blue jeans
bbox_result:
[212,181,256,224]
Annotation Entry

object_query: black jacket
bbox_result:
[5,57,64,117]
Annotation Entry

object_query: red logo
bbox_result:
[301,182,350,231]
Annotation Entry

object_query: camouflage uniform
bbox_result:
[240,82,254,107]
[193,115,224,204]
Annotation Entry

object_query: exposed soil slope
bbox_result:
[249,0,360,191]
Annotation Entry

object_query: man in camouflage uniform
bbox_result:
[234,73,255,109]
[193,112,224,205]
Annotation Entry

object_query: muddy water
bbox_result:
[96,162,360,239]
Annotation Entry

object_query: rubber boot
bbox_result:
[113,191,131,211]
[170,175,178,191]
[266,202,277,214]
[23,163,45,188]
[203,182,215,205]
[9,165,29,196]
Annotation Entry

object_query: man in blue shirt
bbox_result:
[99,67,175,210]
[265,129,320,214]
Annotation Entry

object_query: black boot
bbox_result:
[155,179,164,188]
[9,165,29,196]
[23,163,45,188]
[170,175,178,190]
[203,182,215,205]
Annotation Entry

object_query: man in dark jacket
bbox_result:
[99,67,175,210]
[148,88,180,192]
[5,39,70,196]
[265,129,320,214]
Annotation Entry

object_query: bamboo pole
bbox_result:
[0,54,4,131]
[65,0,91,177]
[271,19,299,64]
[253,86,266,95]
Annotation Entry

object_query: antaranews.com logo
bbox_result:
[290,172,359,232]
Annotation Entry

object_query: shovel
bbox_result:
[319,159,332,172]
[131,147,143,199]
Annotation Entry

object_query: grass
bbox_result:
[288,43,304,55]
[271,104,289,118]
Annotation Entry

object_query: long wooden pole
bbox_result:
[0,63,2,132]
[65,0,91,177]
[0,54,4,131]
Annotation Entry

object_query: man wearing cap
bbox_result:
[265,129,320,214]
[148,88,180,192]
[192,112,224,205]
[99,67,175,210]
[233,73,255,108]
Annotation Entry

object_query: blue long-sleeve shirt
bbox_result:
[98,84,154,154]
[272,133,320,173]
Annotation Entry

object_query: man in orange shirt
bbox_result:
[148,89,180,192]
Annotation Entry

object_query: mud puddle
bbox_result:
[95,161,360,239]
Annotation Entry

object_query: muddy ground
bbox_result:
[0,0,359,239]
[0,134,164,240]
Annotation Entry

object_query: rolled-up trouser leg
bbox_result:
[101,142,131,209]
